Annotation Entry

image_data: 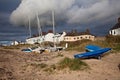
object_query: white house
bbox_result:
[11,41,19,45]
[26,32,66,44]
[26,36,45,44]
[45,32,66,43]
[109,28,120,35]
[109,17,120,35]
[64,34,95,42]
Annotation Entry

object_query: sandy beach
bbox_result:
[0,48,120,80]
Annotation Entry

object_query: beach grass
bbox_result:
[57,57,89,71]
[60,35,120,52]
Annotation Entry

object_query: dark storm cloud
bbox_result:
[0,0,21,12]
[0,0,120,39]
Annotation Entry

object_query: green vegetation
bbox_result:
[60,35,120,52]
[43,67,54,73]
[56,53,64,57]
[43,64,57,73]
[58,57,89,71]
[43,57,89,73]
[2,44,31,49]
[30,63,48,69]
[106,35,120,43]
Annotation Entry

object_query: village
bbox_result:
[0,0,120,80]
[0,17,120,80]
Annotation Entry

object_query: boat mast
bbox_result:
[36,13,43,43]
[28,17,32,38]
[52,11,55,35]
[52,10,56,47]
[37,14,43,37]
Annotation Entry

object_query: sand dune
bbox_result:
[0,48,120,80]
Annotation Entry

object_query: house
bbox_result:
[64,34,95,42]
[11,41,19,45]
[45,32,66,43]
[109,17,120,35]
[64,30,95,42]
[26,36,45,44]
[26,32,66,44]
[0,41,19,46]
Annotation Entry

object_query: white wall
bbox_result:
[45,32,66,43]
[26,36,44,44]
[109,28,120,35]
[26,32,66,44]
[45,33,54,42]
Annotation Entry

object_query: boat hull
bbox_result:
[74,48,111,59]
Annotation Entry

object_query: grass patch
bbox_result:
[43,64,57,73]
[60,35,120,53]
[30,63,48,69]
[43,57,89,73]
[56,53,64,57]
[3,46,20,49]
[58,57,89,71]
[43,68,53,73]
[2,44,32,49]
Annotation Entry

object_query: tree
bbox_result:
[85,29,90,34]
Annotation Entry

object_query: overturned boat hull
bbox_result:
[85,45,101,52]
[74,48,111,59]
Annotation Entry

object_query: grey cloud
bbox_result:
[10,0,120,27]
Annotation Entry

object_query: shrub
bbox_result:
[30,63,48,69]
[106,35,120,43]
[69,58,88,70]
[43,68,53,73]
[58,57,88,71]
[58,57,72,69]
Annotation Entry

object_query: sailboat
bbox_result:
[22,15,45,53]
[36,13,44,44]
[47,11,66,52]
[28,17,32,38]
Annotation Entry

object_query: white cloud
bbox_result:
[10,0,120,26]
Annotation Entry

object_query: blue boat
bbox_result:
[74,48,111,59]
[85,45,101,52]
[21,48,32,52]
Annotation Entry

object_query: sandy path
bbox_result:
[0,48,120,80]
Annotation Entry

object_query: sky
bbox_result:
[0,0,120,41]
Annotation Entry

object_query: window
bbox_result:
[110,31,112,35]
[33,40,36,42]
[89,36,90,39]
[114,31,116,35]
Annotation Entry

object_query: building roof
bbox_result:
[66,32,92,36]
[110,22,120,30]
[110,17,120,30]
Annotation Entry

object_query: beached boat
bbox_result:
[74,47,111,59]
[21,46,45,53]
[85,45,101,52]
[21,48,32,52]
